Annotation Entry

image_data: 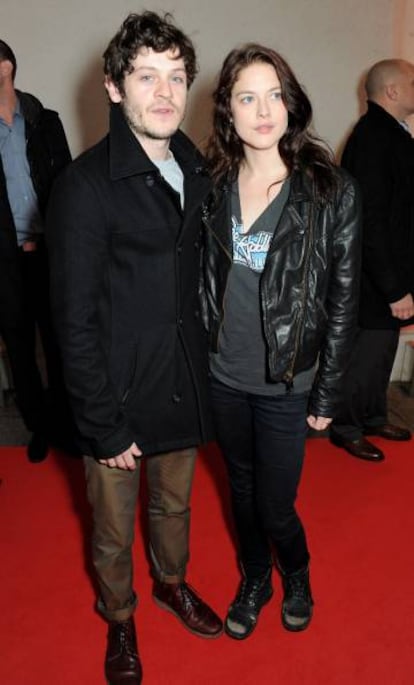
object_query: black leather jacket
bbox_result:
[201,168,361,417]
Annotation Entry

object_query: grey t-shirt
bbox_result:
[153,152,184,208]
[210,179,315,395]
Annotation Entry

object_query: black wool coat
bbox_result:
[46,104,214,458]
[341,101,414,329]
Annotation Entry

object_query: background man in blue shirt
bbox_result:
[0,39,72,462]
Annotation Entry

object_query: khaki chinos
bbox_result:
[84,447,196,622]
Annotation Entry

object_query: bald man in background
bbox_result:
[330,59,414,461]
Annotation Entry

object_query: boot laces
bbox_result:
[237,573,269,607]
[117,621,137,657]
[285,571,308,601]
[178,582,201,611]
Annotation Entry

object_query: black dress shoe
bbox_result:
[27,432,49,463]
[225,568,273,640]
[364,423,412,441]
[153,581,223,638]
[330,434,384,461]
[105,617,142,685]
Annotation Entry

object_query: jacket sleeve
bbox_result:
[46,166,136,458]
[341,131,407,304]
[48,113,72,173]
[28,110,72,216]
[308,174,362,417]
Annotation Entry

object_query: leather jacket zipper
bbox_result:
[283,203,315,387]
[202,215,232,351]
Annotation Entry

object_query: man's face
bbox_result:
[396,63,414,118]
[105,47,188,144]
[0,58,13,88]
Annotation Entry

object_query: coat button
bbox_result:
[145,175,155,186]
[177,246,182,255]
[194,309,200,318]
[172,393,182,403]
[178,317,183,326]
[194,241,199,249]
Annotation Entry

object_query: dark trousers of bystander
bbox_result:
[331,328,399,441]
[0,240,72,439]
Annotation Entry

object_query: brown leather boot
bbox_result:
[105,617,142,684]
[153,580,223,638]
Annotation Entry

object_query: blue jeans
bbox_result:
[211,376,310,578]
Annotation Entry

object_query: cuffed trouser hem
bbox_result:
[153,573,186,584]
[97,592,138,623]
[150,544,187,584]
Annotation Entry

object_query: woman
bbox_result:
[201,44,361,639]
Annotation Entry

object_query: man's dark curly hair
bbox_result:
[103,11,198,95]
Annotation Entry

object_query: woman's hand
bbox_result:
[307,415,332,431]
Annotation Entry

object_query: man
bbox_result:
[46,12,222,685]
[0,40,72,462]
[331,59,414,461]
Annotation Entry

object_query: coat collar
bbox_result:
[108,103,208,181]
[366,100,412,139]
[16,90,44,127]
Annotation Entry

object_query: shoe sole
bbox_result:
[224,588,274,640]
[152,595,223,639]
[107,679,142,685]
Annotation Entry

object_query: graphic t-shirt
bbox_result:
[210,178,315,395]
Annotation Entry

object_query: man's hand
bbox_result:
[98,442,142,470]
[389,294,414,320]
[307,415,332,431]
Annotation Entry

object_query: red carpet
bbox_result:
[1,437,413,684]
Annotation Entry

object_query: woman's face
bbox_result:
[230,61,288,153]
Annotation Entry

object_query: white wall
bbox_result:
[1,0,412,157]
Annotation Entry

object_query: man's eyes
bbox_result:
[138,74,185,84]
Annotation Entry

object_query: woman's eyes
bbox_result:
[240,95,254,104]
[239,91,282,104]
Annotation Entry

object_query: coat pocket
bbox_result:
[113,343,140,408]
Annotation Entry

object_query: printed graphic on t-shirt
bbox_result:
[232,215,272,273]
